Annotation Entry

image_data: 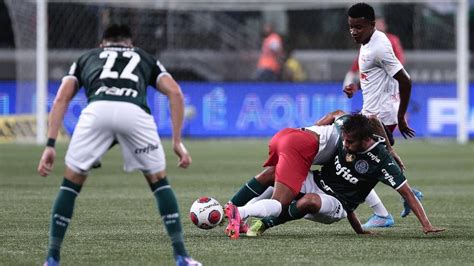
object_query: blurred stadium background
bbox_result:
[0,0,472,144]
[1,1,473,265]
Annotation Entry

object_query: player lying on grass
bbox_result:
[224,111,420,238]
[242,114,445,236]
[223,110,347,239]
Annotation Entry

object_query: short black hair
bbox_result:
[102,24,132,42]
[348,3,375,22]
[342,114,374,141]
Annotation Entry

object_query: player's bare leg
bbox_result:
[271,181,296,206]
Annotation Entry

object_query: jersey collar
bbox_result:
[358,134,385,154]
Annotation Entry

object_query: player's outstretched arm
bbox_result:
[397,183,445,234]
[156,75,192,168]
[347,211,375,235]
[314,110,346,126]
[393,69,415,139]
[37,77,78,177]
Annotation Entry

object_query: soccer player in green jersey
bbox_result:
[247,114,445,236]
[37,24,201,266]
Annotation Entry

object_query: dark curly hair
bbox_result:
[348,3,375,22]
[341,114,374,141]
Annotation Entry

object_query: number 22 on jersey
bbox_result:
[99,51,140,82]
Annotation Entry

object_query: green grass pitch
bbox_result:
[1,139,473,265]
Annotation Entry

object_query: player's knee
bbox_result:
[64,167,88,185]
[144,170,167,185]
[297,194,321,213]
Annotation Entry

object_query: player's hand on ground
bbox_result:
[343,83,358,98]
[397,116,415,138]
[37,147,56,177]
[172,141,192,169]
[358,230,377,235]
[423,226,446,234]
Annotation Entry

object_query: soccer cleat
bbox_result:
[224,202,241,239]
[362,213,394,229]
[401,188,424,218]
[43,257,59,266]
[91,161,102,169]
[175,256,202,266]
[239,219,249,234]
[246,220,267,237]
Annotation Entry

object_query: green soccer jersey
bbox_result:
[67,46,167,113]
[317,136,406,212]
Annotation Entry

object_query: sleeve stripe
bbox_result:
[156,72,172,84]
[395,179,407,190]
[62,75,79,88]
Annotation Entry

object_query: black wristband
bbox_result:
[46,138,56,148]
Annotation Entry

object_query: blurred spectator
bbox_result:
[254,22,284,81]
[282,50,307,82]
[343,17,405,87]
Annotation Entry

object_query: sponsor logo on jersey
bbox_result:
[334,155,359,184]
[366,151,381,163]
[360,72,368,81]
[355,160,369,174]
[345,153,355,162]
[95,86,138,98]
[319,180,335,194]
[381,168,396,186]
[135,143,159,154]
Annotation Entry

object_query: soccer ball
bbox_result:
[189,197,224,230]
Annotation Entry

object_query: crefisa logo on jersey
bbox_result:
[381,169,396,186]
[334,155,359,184]
[366,152,380,163]
[355,160,369,174]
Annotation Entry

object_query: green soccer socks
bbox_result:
[47,178,82,261]
[150,178,188,258]
[230,177,268,206]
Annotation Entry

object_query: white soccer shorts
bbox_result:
[65,101,165,175]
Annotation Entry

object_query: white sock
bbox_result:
[238,199,282,220]
[365,190,389,217]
